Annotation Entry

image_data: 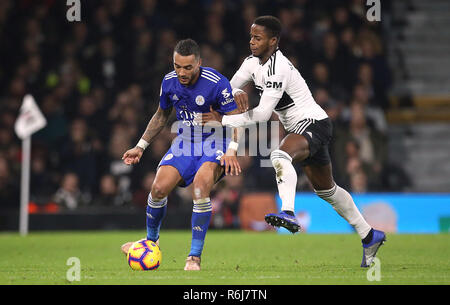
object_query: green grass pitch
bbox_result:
[0,230,449,285]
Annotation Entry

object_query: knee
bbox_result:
[191,179,212,200]
[151,182,170,200]
[278,135,310,161]
[270,149,293,165]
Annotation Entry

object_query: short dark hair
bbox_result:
[174,39,200,59]
[254,15,282,40]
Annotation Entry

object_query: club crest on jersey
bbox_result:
[164,153,174,161]
[221,88,230,99]
[195,95,205,106]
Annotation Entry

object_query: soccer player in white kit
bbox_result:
[200,16,385,267]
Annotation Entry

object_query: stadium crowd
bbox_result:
[0,0,405,228]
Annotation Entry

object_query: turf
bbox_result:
[0,230,449,285]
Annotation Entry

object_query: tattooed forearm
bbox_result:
[140,106,171,144]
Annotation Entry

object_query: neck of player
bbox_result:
[259,46,278,65]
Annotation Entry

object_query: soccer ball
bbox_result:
[127,240,162,271]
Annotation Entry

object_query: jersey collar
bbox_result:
[259,48,279,66]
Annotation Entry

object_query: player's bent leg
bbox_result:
[264,149,301,233]
[151,165,183,200]
[303,163,385,266]
[264,133,310,233]
[147,165,182,242]
[183,162,222,270]
[121,165,182,255]
[303,163,372,238]
[277,133,310,162]
[270,149,297,212]
[191,161,222,200]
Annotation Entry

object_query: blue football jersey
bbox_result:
[159,67,237,141]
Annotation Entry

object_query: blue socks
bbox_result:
[146,193,167,242]
[146,194,212,258]
[189,198,212,257]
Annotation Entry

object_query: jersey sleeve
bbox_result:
[213,78,237,115]
[222,93,280,127]
[159,79,172,110]
[230,56,254,89]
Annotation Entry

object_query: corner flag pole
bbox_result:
[14,94,47,236]
[19,136,31,236]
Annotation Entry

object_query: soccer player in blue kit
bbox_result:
[120,39,242,271]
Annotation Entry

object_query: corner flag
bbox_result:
[14,94,47,235]
[14,94,47,140]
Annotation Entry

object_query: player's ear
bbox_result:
[197,57,202,67]
[270,36,278,48]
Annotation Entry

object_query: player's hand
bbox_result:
[234,90,249,113]
[220,150,241,176]
[122,147,144,165]
[197,106,223,126]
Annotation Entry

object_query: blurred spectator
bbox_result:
[310,62,347,102]
[87,35,124,89]
[211,175,243,229]
[100,122,137,206]
[139,137,171,173]
[334,103,387,190]
[348,102,386,171]
[341,84,388,134]
[33,94,68,149]
[77,95,103,129]
[132,171,156,208]
[349,166,369,193]
[355,62,389,109]
[312,87,341,123]
[30,154,56,205]
[92,174,125,206]
[315,31,355,89]
[0,155,19,210]
[354,28,391,98]
[60,118,98,194]
[339,26,357,58]
[153,28,177,77]
[53,172,84,210]
[0,0,397,214]
[132,30,155,86]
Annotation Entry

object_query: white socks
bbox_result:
[270,149,297,213]
[271,149,371,240]
[315,184,372,239]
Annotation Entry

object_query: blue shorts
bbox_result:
[158,136,230,187]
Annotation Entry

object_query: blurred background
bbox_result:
[0,0,449,233]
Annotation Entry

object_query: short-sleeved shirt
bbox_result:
[160,67,237,142]
[157,67,237,186]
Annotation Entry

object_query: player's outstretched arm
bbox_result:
[222,93,280,128]
[199,93,280,129]
[122,106,172,165]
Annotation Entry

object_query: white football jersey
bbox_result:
[230,49,328,132]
